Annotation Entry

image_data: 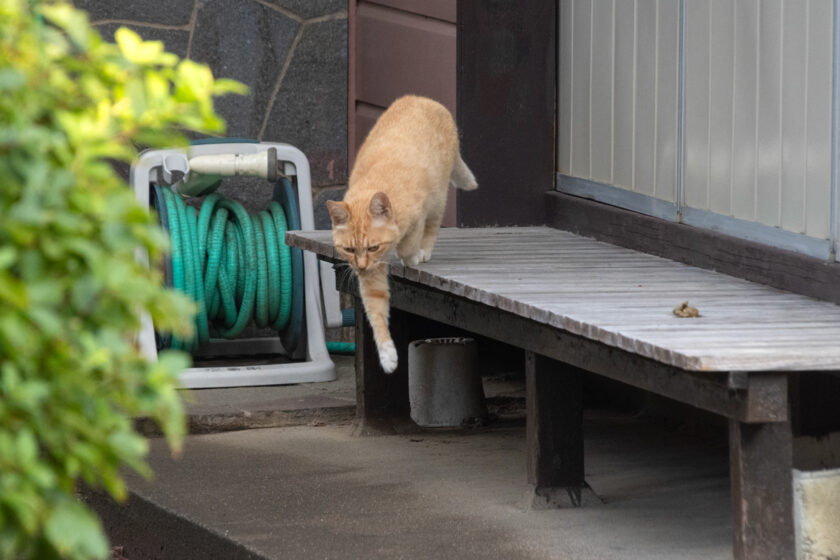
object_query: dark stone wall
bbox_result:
[79,0,348,194]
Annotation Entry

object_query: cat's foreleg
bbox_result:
[358,267,398,373]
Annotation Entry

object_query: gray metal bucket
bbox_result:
[408,337,487,428]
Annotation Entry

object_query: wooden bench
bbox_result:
[288,226,840,560]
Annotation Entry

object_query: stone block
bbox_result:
[75,0,193,26]
[267,0,346,20]
[210,176,278,214]
[313,187,347,230]
[263,17,348,189]
[191,0,300,139]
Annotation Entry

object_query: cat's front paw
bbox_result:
[378,340,398,373]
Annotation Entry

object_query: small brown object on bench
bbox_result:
[673,301,700,318]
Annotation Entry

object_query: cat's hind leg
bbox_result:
[396,222,424,266]
[357,267,397,373]
[418,197,445,262]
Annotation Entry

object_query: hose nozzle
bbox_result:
[189,147,278,181]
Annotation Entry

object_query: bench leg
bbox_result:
[524,351,599,508]
[352,297,411,436]
[729,417,795,559]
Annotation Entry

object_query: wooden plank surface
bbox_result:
[288,227,840,372]
[547,192,840,306]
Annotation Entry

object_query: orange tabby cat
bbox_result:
[327,95,477,373]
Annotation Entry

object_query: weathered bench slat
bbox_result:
[289,227,840,373]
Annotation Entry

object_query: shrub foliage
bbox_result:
[0,1,245,557]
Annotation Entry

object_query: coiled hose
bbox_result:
[152,178,303,352]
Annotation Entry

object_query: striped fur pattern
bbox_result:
[327,95,477,373]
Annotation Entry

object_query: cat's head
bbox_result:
[327,192,399,273]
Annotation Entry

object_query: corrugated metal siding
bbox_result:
[557,0,680,203]
[558,0,837,247]
[684,0,833,239]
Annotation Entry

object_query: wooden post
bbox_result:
[728,376,795,559]
[525,351,598,508]
[352,297,410,435]
[456,0,556,227]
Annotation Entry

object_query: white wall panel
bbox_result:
[655,0,679,203]
[590,0,614,184]
[612,0,635,189]
[634,0,657,197]
[558,0,835,247]
[558,0,678,199]
[806,0,833,240]
[755,0,783,228]
[682,0,833,239]
[708,0,734,216]
[730,0,759,221]
[780,2,808,234]
[683,1,710,210]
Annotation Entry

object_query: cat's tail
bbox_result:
[450,152,478,191]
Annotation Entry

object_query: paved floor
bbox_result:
[97,355,734,559]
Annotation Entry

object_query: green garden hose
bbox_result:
[325,341,355,355]
[154,181,296,352]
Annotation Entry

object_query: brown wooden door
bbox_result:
[349,0,457,225]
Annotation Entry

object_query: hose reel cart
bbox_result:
[131,141,337,388]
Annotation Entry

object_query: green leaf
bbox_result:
[0,272,27,308]
[44,498,109,560]
[0,247,17,269]
[114,27,177,66]
[1,489,42,534]
[113,27,142,60]
[14,429,37,465]
[214,78,250,96]
[0,69,25,91]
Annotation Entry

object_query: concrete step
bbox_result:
[85,355,734,559]
[87,413,731,559]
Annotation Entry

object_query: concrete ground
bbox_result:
[93,355,733,560]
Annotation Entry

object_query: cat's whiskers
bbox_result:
[333,262,355,293]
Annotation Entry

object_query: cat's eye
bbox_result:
[368,245,380,252]
[343,247,356,254]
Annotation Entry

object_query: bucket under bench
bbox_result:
[287,226,840,560]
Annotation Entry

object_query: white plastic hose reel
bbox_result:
[131,142,342,388]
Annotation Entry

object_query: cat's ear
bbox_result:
[326,200,350,228]
[369,192,392,222]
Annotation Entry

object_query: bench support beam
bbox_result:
[525,352,599,508]
[384,280,786,424]
[729,384,795,559]
[352,297,411,436]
